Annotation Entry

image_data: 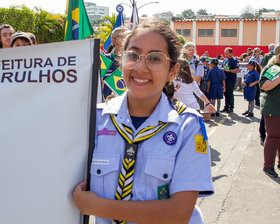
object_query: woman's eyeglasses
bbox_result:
[122,51,173,71]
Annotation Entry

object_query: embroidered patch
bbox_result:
[195,135,208,154]
[163,131,177,145]
[158,184,169,200]
[97,128,116,136]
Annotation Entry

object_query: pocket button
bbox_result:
[97,169,101,174]
[163,173,168,179]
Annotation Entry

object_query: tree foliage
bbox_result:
[197,9,209,16]
[95,13,118,45]
[0,5,65,43]
[0,6,35,32]
[240,5,256,18]
[181,9,196,19]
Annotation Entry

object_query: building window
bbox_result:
[198,29,213,37]
[176,29,191,37]
[221,29,237,37]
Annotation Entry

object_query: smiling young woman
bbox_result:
[73,20,214,224]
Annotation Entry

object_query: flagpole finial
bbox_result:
[116,4,124,13]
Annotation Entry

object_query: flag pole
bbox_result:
[83,38,100,224]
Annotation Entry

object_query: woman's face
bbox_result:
[0,28,14,48]
[122,31,178,103]
[184,46,195,59]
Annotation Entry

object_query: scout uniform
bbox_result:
[222,57,240,111]
[243,62,260,102]
[208,60,226,100]
[91,91,214,224]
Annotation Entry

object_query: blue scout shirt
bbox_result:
[222,57,240,83]
[243,69,260,101]
[91,92,214,224]
[207,67,226,84]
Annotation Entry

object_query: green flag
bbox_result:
[105,69,127,96]
[64,0,94,40]
[264,65,280,81]
[100,54,114,79]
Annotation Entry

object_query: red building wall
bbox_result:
[196,45,269,58]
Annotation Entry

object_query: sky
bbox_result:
[1,0,279,17]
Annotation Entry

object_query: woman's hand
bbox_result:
[73,181,100,215]
[207,103,215,114]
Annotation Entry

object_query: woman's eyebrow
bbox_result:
[127,46,164,54]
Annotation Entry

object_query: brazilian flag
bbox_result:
[64,0,94,40]
[100,54,114,79]
[105,69,127,96]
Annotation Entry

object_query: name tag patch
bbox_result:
[92,159,109,165]
[195,135,208,154]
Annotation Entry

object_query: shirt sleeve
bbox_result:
[232,58,240,69]
[192,81,203,97]
[195,63,204,78]
[259,65,270,88]
[169,114,214,197]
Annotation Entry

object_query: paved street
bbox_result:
[199,91,280,224]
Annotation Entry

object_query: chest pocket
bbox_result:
[144,156,175,186]
[90,154,120,199]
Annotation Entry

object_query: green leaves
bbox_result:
[0,5,65,43]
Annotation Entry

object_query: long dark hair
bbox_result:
[176,58,194,84]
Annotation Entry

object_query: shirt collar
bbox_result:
[102,91,180,126]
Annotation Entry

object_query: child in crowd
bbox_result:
[173,58,215,114]
[73,20,214,224]
[242,61,260,117]
[207,58,226,116]
[10,31,32,47]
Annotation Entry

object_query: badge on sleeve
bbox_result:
[157,184,169,200]
[195,135,208,154]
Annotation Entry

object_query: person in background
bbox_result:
[200,57,210,98]
[249,48,263,106]
[261,43,275,68]
[0,24,15,49]
[221,47,240,113]
[247,47,252,55]
[174,58,215,114]
[217,55,224,61]
[259,43,276,145]
[73,20,214,224]
[242,61,260,117]
[250,47,263,65]
[103,26,130,99]
[10,31,32,47]
[182,42,205,110]
[241,53,249,63]
[207,58,226,117]
[259,43,280,178]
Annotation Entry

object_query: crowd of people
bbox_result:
[1,20,280,223]
[0,24,36,49]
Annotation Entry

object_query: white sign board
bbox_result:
[0,39,99,224]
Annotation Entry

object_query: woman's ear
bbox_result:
[169,62,179,82]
